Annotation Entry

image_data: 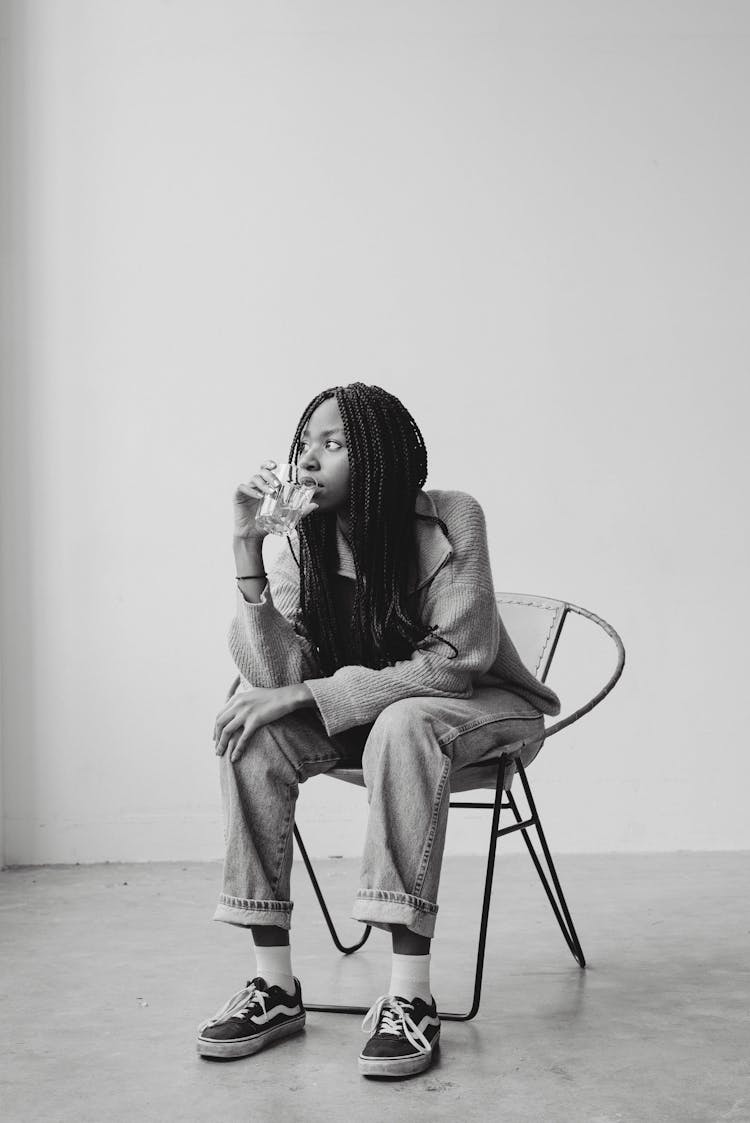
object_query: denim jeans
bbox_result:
[214,687,544,939]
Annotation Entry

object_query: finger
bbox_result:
[217,715,243,752]
[214,719,231,756]
[238,482,265,498]
[243,474,276,496]
[240,475,276,498]
[217,714,241,750]
[260,460,277,470]
[216,732,233,756]
[230,725,255,763]
[258,468,282,491]
[214,705,234,740]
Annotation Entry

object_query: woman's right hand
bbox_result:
[233,460,284,540]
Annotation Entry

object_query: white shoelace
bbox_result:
[361,995,432,1056]
[199,982,268,1032]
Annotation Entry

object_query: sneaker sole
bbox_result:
[358,1030,440,1078]
[197,1012,306,1059]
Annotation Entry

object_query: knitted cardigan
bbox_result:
[228,489,561,738]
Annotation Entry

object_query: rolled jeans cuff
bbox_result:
[352,889,439,939]
[213,894,293,930]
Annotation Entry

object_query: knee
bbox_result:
[371,696,447,739]
[222,723,287,783]
[362,699,442,775]
[369,698,427,741]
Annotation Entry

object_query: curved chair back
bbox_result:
[326,592,625,793]
[224,593,625,790]
[512,594,626,742]
[494,593,566,682]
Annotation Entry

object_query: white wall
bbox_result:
[2,0,748,864]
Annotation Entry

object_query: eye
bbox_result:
[299,439,343,451]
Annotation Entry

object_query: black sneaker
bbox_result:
[197,976,306,1059]
[358,994,441,1078]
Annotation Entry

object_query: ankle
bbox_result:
[388,951,432,1005]
[391,925,431,956]
[254,939,295,995]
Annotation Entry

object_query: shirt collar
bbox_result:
[334,489,453,593]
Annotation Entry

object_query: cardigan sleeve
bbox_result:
[302,580,502,737]
[227,566,320,688]
[226,493,560,730]
[301,491,561,736]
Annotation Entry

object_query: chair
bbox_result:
[291,593,626,1021]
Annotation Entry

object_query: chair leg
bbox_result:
[293,822,372,1015]
[507,762,586,968]
[438,755,509,1022]
[298,756,512,1021]
[293,823,372,955]
[295,755,586,1018]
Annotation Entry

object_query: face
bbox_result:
[296,396,351,515]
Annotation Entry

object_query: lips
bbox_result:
[299,475,320,488]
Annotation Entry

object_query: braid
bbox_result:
[286,382,458,675]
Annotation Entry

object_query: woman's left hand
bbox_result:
[214,686,296,762]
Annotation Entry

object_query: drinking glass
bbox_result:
[254,463,316,536]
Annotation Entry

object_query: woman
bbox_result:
[197,382,560,1078]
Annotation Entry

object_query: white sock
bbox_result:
[388,952,432,1004]
[254,942,295,996]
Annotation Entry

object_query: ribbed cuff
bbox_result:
[301,676,353,737]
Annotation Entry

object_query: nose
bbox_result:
[298,448,319,471]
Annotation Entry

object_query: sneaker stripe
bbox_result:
[415,1014,440,1035]
[247,1002,302,1025]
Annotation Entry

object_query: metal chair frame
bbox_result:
[293,594,626,1021]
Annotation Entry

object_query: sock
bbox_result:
[388,952,432,1004]
[254,942,295,996]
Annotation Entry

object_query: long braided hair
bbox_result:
[286,382,458,675]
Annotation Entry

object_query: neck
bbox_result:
[336,513,351,542]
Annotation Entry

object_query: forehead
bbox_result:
[301,396,344,435]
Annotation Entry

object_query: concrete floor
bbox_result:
[1,852,749,1123]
